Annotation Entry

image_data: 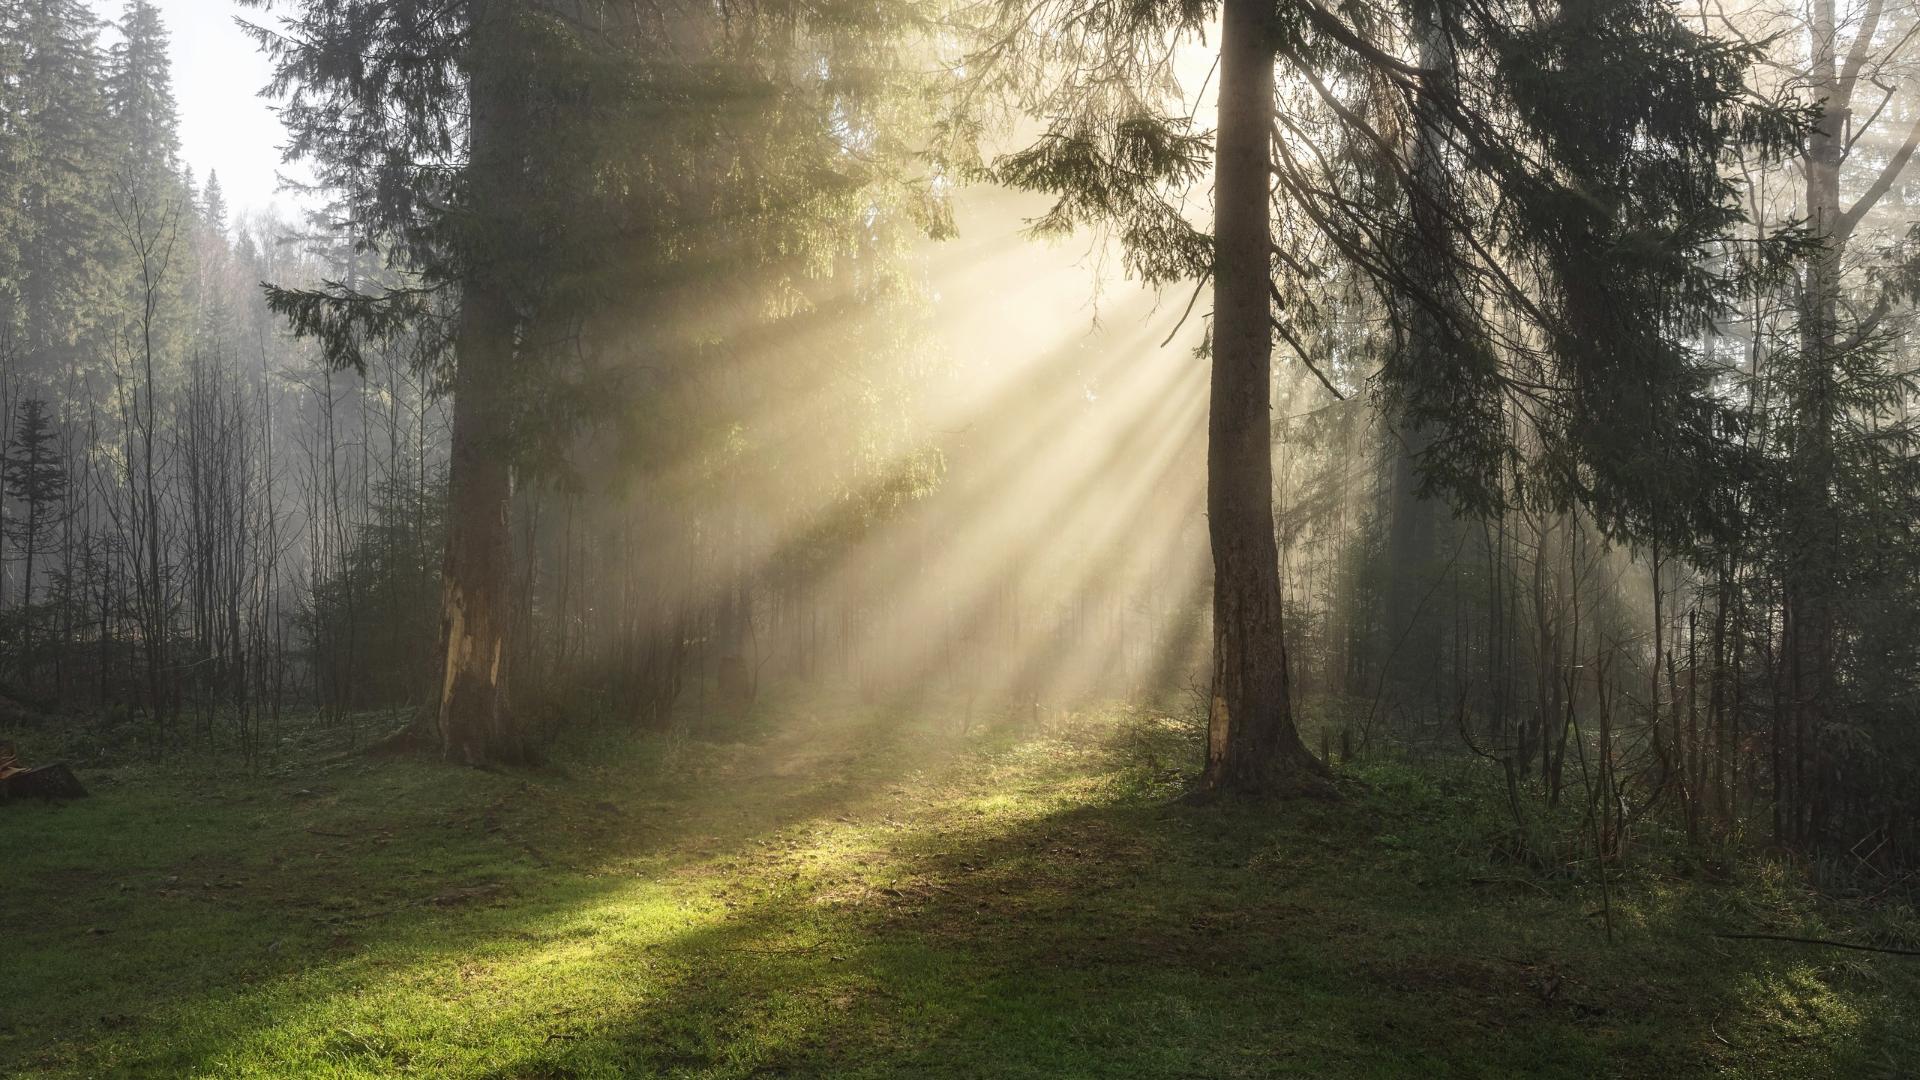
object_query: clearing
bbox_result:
[4,702,1916,1078]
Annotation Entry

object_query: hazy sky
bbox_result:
[88,0,304,220]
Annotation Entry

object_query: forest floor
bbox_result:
[4,699,1918,1078]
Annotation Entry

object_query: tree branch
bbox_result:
[1293,0,1435,85]
[1268,283,1346,400]
[1713,931,1920,957]
[1836,0,1886,107]
[1837,108,1920,240]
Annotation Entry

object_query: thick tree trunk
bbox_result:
[435,0,526,765]
[1200,0,1330,797]
[436,295,521,764]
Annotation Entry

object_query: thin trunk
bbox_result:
[1784,0,1845,848]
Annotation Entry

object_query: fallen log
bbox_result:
[0,741,88,801]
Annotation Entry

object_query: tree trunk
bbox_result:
[1783,0,1845,843]
[435,0,526,765]
[437,287,521,764]
[1381,432,1437,689]
[1200,0,1329,797]
[1377,2,1450,721]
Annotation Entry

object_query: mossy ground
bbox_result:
[4,700,1916,1077]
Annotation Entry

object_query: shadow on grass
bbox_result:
[455,771,1920,1080]
[8,704,1918,1078]
[6,701,933,1067]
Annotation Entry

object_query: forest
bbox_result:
[3,0,1920,1074]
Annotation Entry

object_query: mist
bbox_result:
[5,0,1920,1074]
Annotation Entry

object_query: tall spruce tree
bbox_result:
[4,396,68,680]
[105,0,178,196]
[11,0,110,385]
[103,0,190,401]
[241,0,946,761]
[237,0,533,762]
[0,3,27,341]
[958,0,1806,795]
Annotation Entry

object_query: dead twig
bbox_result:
[1711,932,1920,957]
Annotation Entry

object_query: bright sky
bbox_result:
[87,0,305,221]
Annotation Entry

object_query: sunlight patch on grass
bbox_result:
[8,703,1920,1078]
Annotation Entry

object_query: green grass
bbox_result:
[4,701,1917,1078]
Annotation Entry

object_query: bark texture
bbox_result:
[435,0,526,766]
[1200,0,1331,797]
